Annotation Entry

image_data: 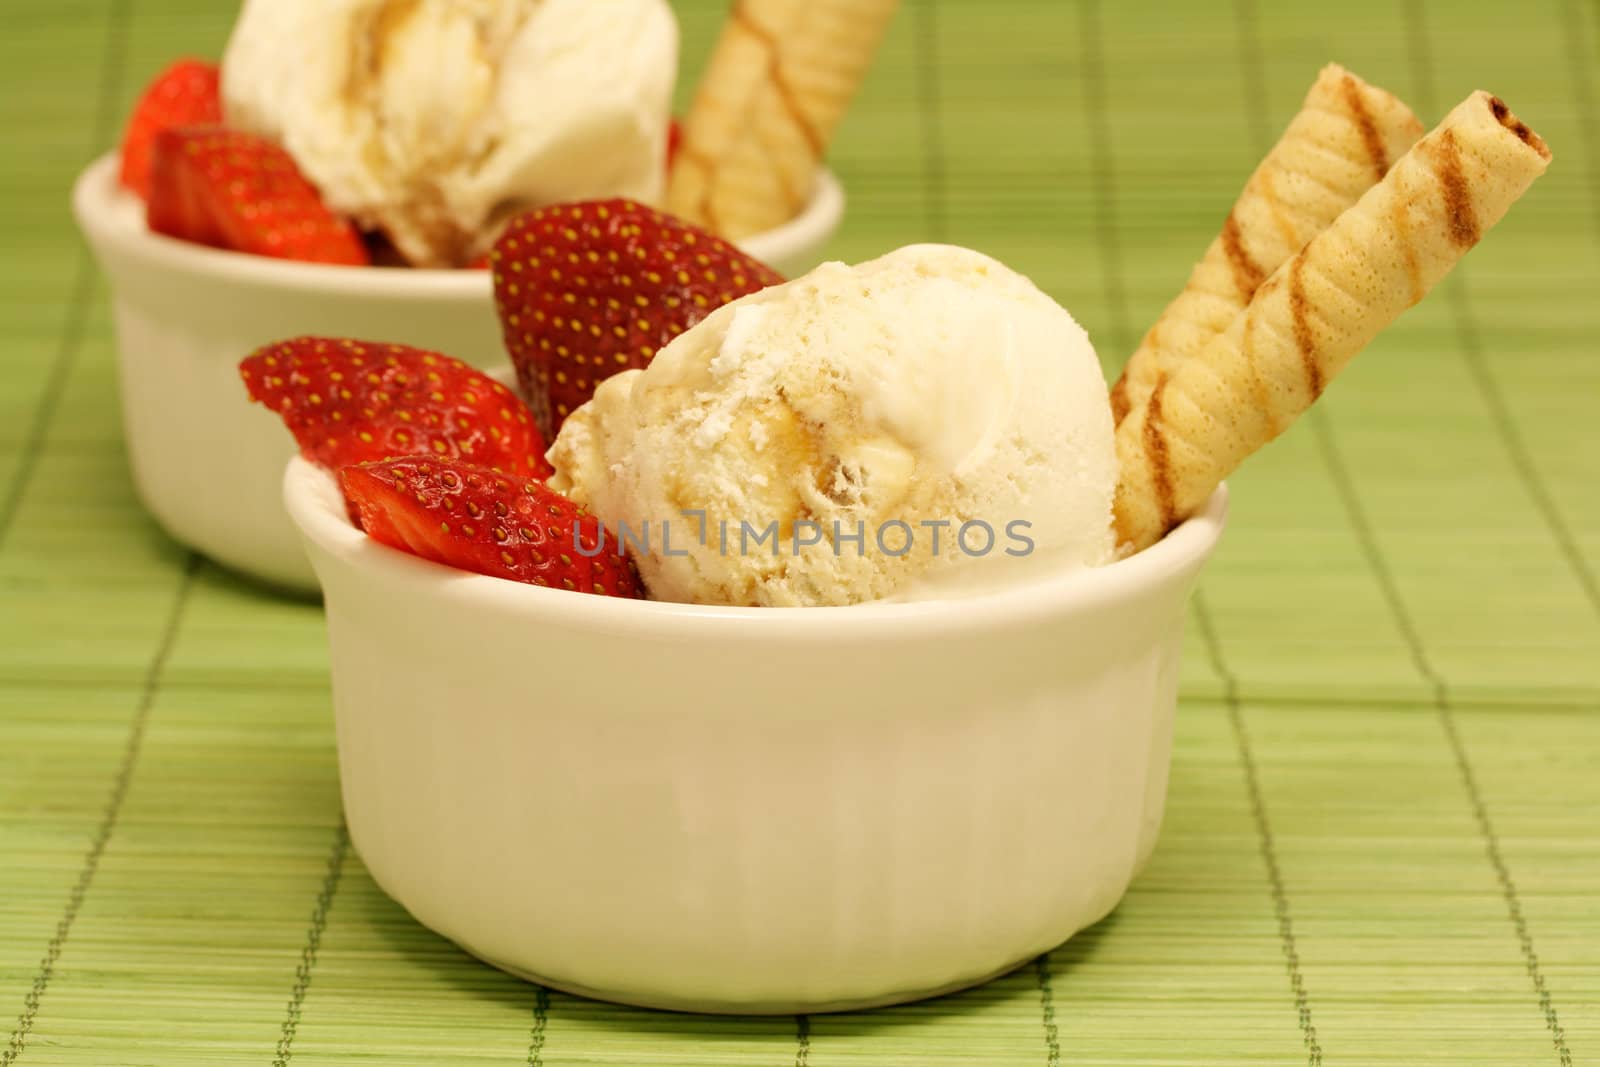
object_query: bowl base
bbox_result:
[460,942,1037,1016]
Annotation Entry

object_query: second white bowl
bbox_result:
[71,154,845,591]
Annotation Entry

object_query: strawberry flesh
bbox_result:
[240,337,549,477]
[119,59,222,200]
[148,126,370,266]
[491,198,782,436]
[341,458,642,597]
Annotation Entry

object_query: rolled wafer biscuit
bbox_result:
[667,0,900,238]
[1114,91,1551,552]
[1110,64,1424,424]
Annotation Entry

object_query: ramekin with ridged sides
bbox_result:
[284,454,1227,1013]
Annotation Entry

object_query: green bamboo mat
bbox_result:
[2,0,1597,1063]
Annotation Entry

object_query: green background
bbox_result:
[2,0,1597,1063]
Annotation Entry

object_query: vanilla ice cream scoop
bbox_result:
[222,0,677,267]
[549,244,1119,607]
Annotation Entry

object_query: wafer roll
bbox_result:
[667,0,900,238]
[1114,91,1550,552]
[1110,64,1424,424]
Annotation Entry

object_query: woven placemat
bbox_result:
[1,0,1595,1063]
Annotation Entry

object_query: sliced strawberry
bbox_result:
[118,59,221,200]
[240,337,550,477]
[341,458,642,597]
[491,198,783,436]
[148,126,370,266]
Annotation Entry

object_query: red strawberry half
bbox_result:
[119,59,222,200]
[491,198,783,436]
[148,126,370,266]
[342,458,642,597]
[240,337,549,477]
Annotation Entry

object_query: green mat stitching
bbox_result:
[1404,0,1599,621]
[526,987,551,1067]
[1076,0,1137,357]
[1247,3,1573,1060]
[1219,10,1327,1051]
[1032,955,1060,1066]
[1398,8,1575,1058]
[274,824,350,1067]
[1064,0,1589,1062]
[911,0,948,245]
[1442,274,1600,616]
[1558,0,1600,236]
[1195,590,1323,1065]
[0,0,129,549]
[2,554,198,1066]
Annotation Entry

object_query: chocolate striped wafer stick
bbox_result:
[666,0,900,239]
[1110,64,1424,424]
[1113,91,1551,552]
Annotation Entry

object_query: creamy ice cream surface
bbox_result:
[222,0,677,267]
[549,244,1119,607]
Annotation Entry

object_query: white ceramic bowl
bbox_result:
[285,454,1227,1013]
[71,154,845,592]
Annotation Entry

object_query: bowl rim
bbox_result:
[285,452,1228,639]
[70,152,845,300]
